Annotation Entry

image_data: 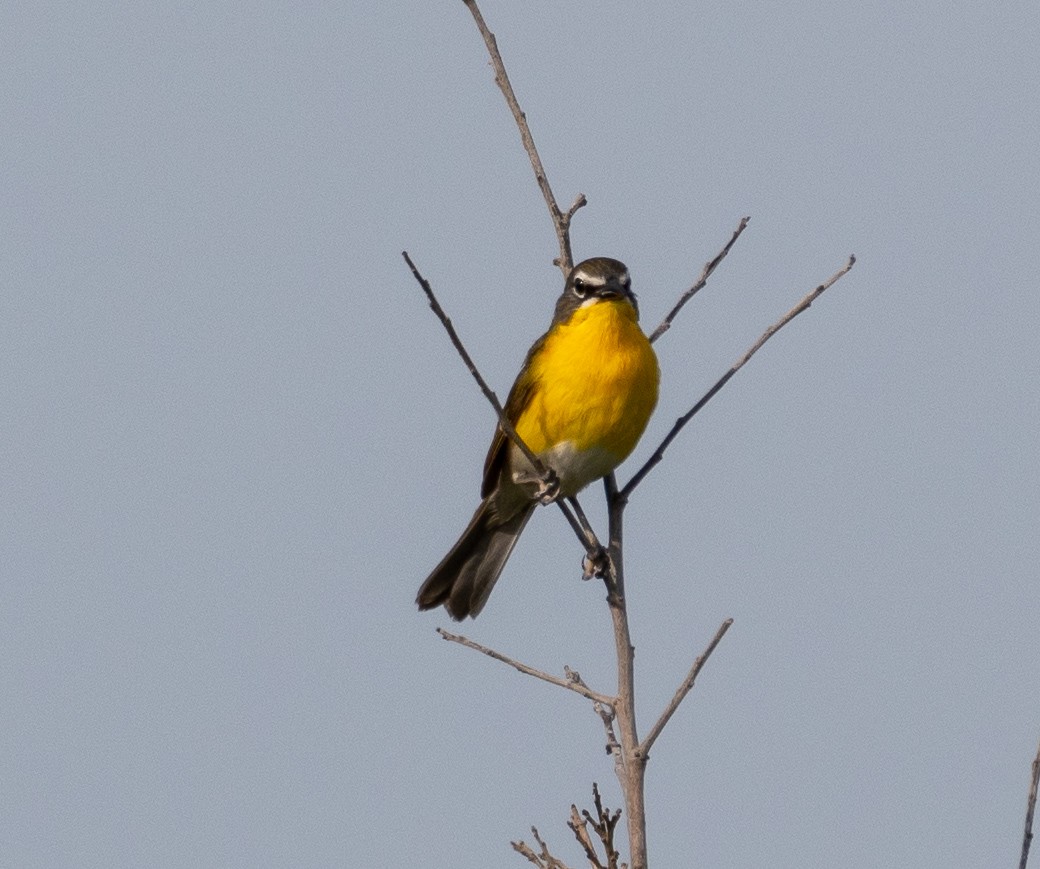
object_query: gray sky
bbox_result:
[4,2,1039,867]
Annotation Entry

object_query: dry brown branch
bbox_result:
[603,492,647,865]
[569,803,604,868]
[437,628,615,706]
[622,254,857,499]
[648,216,751,343]
[461,0,585,275]
[512,827,574,869]
[566,784,624,869]
[1021,737,1040,869]
[513,785,623,869]
[641,618,734,756]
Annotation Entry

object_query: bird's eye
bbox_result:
[573,277,588,297]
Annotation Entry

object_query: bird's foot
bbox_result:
[581,546,611,580]
[535,469,561,505]
[516,468,561,505]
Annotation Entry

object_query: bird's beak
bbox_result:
[597,278,627,300]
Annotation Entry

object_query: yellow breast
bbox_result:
[515,298,659,488]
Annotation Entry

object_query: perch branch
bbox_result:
[622,254,857,498]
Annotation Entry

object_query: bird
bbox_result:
[416,257,660,620]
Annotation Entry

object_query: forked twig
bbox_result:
[622,254,857,499]
[461,0,585,274]
[512,827,574,869]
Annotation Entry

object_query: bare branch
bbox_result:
[512,839,543,867]
[1021,737,1040,869]
[512,827,574,869]
[640,619,734,756]
[568,804,606,869]
[437,628,615,706]
[587,784,624,869]
[622,254,857,498]
[402,251,556,480]
[648,216,751,344]
[554,498,598,557]
[562,784,624,869]
[600,479,647,866]
[564,497,600,553]
[461,0,584,274]
[556,496,603,566]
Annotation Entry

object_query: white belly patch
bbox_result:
[512,441,617,497]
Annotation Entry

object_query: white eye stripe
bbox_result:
[573,273,606,287]
[573,274,628,291]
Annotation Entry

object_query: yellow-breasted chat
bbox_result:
[417,257,659,619]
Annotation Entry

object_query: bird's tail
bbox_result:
[417,500,534,620]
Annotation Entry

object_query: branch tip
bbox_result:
[461,0,578,273]
[640,618,733,755]
[437,628,615,706]
[625,253,856,497]
[648,215,751,344]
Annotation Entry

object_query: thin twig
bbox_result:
[555,497,603,567]
[562,497,611,582]
[587,783,623,869]
[405,252,607,559]
[461,0,584,274]
[564,496,601,554]
[512,827,574,869]
[564,783,624,869]
[622,254,856,499]
[402,251,552,480]
[438,628,615,706]
[640,619,734,756]
[1021,737,1040,869]
[568,804,606,869]
[648,217,751,343]
[555,498,592,552]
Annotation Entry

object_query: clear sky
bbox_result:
[4,2,1039,867]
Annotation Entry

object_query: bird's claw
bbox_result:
[581,546,611,580]
[534,469,561,505]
